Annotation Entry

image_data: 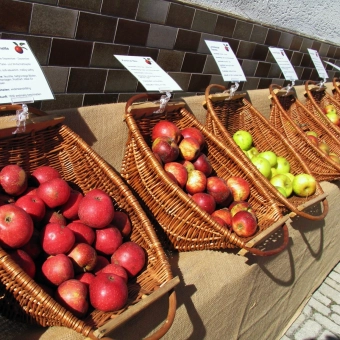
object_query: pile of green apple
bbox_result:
[232,130,317,198]
[323,104,340,127]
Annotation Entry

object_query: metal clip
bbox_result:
[153,90,172,113]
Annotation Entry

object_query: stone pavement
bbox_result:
[281,261,340,340]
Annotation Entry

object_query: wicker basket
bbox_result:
[204,84,328,221]
[0,105,178,340]
[269,83,340,182]
[304,80,340,140]
[120,93,289,256]
[332,77,340,102]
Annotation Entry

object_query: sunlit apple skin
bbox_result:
[326,112,340,125]
[292,174,317,197]
[178,137,201,161]
[0,204,34,249]
[233,130,253,151]
[191,192,216,215]
[232,210,257,237]
[329,153,340,164]
[211,208,232,228]
[94,225,123,256]
[229,201,256,219]
[323,104,337,115]
[152,136,180,163]
[55,279,89,318]
[185,169,207,195]
[164,162,188,189]
[258,151,277,167]
[251,156,272,179]
[246,147,259,159]
[270,174,293,197]
[306,131,318,138]
[179,160,195,173]
[111,211,132,239]
[66,221,95,245]
[206,176,232,205]
[0,164,28,196]
[31,166,61,185]
[99,263,128,283]
[306,134,319,147]
[151,120,181,144]
[319,141,330,155]
[68,243,98,273]
[192,153,213,176]
[41,253,74,286]
[180,127,205,150]
[15,194,46,225]
[37,178,71,209]
[41,208,67,227]
[9,249,36,278]
[274,156,291,174]
[226,176,250,201]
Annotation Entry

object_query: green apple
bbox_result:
[270,167,278,179]
[319,141,330,155]
[251,155,271,179]
[270,174,293,197]
[306,130,318,138]
[285,172,295,183]
[246,146,259,159]
[275,186,288,197]
[258,150,277,167]
[233,130,253,151]
[274,156,291,174]
[292,173,317,197]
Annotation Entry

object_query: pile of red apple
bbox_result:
[151,120,258,238]
[0,164,146,318]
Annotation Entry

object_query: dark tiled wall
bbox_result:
[1,0,340,111]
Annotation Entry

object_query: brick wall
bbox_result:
[1,0,340,111]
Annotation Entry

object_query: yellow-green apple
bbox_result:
[180,127,205,150]
[9,249,36,278]
[178,137,201,161]
[78,189,115,229]
[206,176,232,205]
[0,164,28,196]
[246,146,259,159]
[306,131,318,138]
[0,204,33,249]
[292,173,317,197]
[226,176,250,201]
[232,130,253,151]
[329,152,340,164]
[275,186,287,197]
[306,134,319,147]
[164,162,188,189]
[151,120,181,143]
[270,174,293,197]
[270,167,278,179]
[89,272,128,312]
[111,241,146,278]
[258,150,277,167]
[323,104,337,115]
[191,192,216,215]
[94,225,123,256]
[41,253,74,286]
[66,221,95,245]
[37,178,71,209]
[274,156,291,174]
[31,165,61,185]
[55,279,89,318]
[319,141,330,155]
[111,211,132,238]
[68,242,98,273]
[251,155,272,179]
[15,194,46,225]
[231,210,257,237]
[152,136,180,163]
[211,208,232,228]
[229,201,256,219]
[192,152,213,176]
[285,172,295,183]
[326,111,340,125]
[185,169,207,195]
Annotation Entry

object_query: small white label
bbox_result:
[114,55,182,92]
[205,40,246,82]
[0,40,54,105]
[323,60,340,72]
[269,47,298,81]
[307,49,328,79]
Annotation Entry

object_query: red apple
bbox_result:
[206,176,232,205]
[164,162,188,189]
[66,221,95,245]
[151,120,181,144]
[226,176,251,201]
[41,253,74,286]
[178,137,201,161]
[180,127,205,150]
[41,222,75,255]
[41,208,67,227]
[20,228,42,259]
[192,152,213,176]
[15,194,46,225]
[99,263,128,283]
[0,164,28,196]
[179,160,195,173]
[185,169,207,195]
[152,136,180,163]
[31,165,61,185]
[319,141,330,155]
[323,104,337,115]
[306,134,319,147]
[89,272,128,312]
[78,189,115,229]
[191,192,216,215]
[111,211,132,238]
[94,225,123,256]
[232,210,257,237]
[24,187,38,196]
[229,201,256,218]
[111,241,146,278]
[9,249,36,278]
[68,243,98,273]
[92,255,110,275]
[211,215,229,229]
[76,272,96,288]
[55,279,89,318]
[37,178,71,208]
[0,204,33,249]
[211,208,232,228]
[60,189,83,220]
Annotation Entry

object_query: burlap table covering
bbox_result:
[2,83,339,340]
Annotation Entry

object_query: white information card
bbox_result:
[0,40,54,105]
[205,40,246,82]
[323,61,340,72]
[269,47,298,81]
[307,48,329,79]
[114,55,182,92]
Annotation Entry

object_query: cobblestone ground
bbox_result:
[281,262,340,340]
